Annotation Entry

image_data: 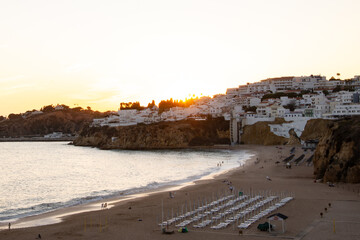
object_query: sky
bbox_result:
[0,0,359,116]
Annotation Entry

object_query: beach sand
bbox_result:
[1,145,360,240]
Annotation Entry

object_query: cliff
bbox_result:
[300,118,332,141]
[241,118,332,145]
[313,117,360,183]
[0,110,106,137]
[241,118,301,145]
[241,121,288,145]
[241,117,360,183]
[73,118,230,149]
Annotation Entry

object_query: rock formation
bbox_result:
[241,118,332,145]
[241,121,288,145]
[0,110,106,137]
[73,118,230,149]
[313,117,360,183]
[300,118,332,141]
[286,128,301,145]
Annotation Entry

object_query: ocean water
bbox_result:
[0,142,252,223]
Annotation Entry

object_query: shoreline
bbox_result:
[0,137,75,142]
[0,145,256,231]
[2,145,360,240]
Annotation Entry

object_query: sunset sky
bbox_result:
[1,0,359,116]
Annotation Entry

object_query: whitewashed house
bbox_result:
[333,91,354,104]
[326,104,360,117]
[311,94,327,106]
[54,104,65,110]
[313,103,330,118]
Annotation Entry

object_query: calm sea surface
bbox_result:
[0,142,252,223]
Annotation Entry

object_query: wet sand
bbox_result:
[1,145,359,240]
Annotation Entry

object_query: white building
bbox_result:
[301,94,314,106]
[267,76,294,90]
[313,104,330,118]
[311,94,328,105]
[54,104,64,110]
[44,132,71,138]
[329,104,360,117]
[226,88,239,97]
[293,75,326,90]
[333,91,354,104]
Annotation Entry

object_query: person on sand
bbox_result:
[8,223,10,231]
[286,162,291,169]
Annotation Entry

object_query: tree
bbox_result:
[61,104,70,110]
[8,113,23,120]
[299,90,311,96]
[158,97,199,113]
[158,99,175,113]
[343,86,355,92]
[332,86,342,93]
[147,100,156,109]
[41,105,55,113]
[242,106,257,112]
[284,100,296,112]
[120,102,144,110]
[322,90,329,96]
[261,92,298,101]
[72,107,83,112]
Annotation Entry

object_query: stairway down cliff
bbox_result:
[73,118,230,149]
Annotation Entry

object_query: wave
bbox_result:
[1,171,221,223]
[0,150,251,223]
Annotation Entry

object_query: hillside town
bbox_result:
[91,75,360,140]
[4,74,359,143]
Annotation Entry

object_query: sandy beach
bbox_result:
[1,145,360,240]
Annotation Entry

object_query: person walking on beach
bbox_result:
[8,222,11,231]
[229,184,233,193]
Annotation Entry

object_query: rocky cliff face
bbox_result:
[241,118,332,145]
[313,117,360,183]
[241,121,288,145]
[73,118,230,149]
[0,110,106,137]
[300,119,332,141]
[240,118,303,146]
[287,128,301,145]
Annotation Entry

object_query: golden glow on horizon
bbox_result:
[0,0,360,116]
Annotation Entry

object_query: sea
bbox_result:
[0,142,253,224]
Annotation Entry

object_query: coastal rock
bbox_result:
[286,128,301,145]
[241,118,330,146]
[241,121,288,145]
[300,118,331,141]
[73,118,231,149]
[0,109,106,137]
[313,117,360,183]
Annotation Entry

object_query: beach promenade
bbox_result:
[1,145,359,240]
